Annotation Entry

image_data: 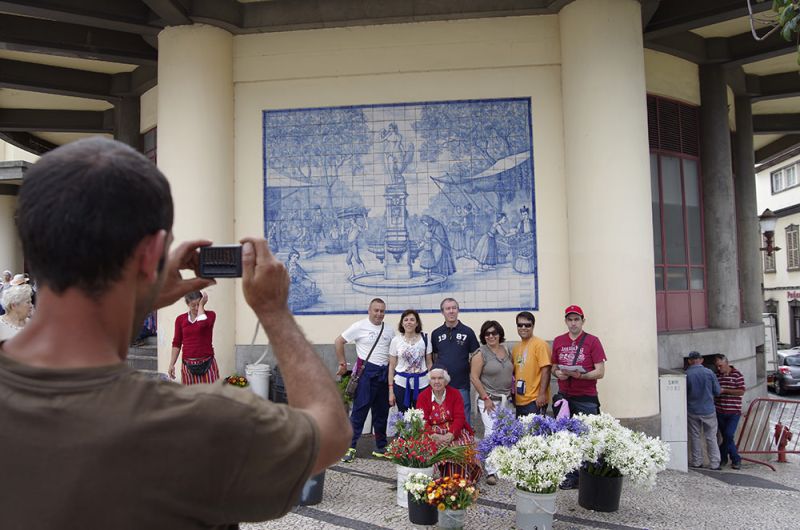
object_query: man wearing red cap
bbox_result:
[551,304,606,489]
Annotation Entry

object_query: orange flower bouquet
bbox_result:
[425,473,478,511]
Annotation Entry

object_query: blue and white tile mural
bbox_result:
[263,98,537,315]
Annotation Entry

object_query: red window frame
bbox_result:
[648,95,707,332]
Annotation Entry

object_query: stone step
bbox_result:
[128,344,157,358]
[127,353,158,371]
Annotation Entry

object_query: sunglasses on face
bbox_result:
[516,323,532,328]
[485,330,499,336]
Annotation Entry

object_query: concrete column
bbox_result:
[733,96,763,324]
[700,64,740,328]
[560,0,659,420]
[156,24,235,378]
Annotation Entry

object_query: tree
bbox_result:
[264,108,370,210]
[756,1,800,63]
[414,99,531,176]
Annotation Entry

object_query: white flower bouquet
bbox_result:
[486,430,585,494]
[403,472,433,503]
[576,412,670,488]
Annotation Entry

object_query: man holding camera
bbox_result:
[0,137,351,529]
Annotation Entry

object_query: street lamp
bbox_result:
[759,209,781,257]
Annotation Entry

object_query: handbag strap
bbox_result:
[570,333,589,366]
[567,332,589,392]
[362,322,384,365]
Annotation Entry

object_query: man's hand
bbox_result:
[200,291,208,307]
[154,239,216,310]
[554,369,568,381]
[168,364,176,380]
[240,237,289,316]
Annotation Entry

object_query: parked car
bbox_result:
[768,352,800,396]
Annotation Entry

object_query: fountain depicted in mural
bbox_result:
[263,98,538,315]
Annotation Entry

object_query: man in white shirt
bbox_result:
[335,298,395,462]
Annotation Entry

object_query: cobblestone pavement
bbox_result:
[242,436,800,530]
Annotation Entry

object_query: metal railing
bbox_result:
[736,398,799,471]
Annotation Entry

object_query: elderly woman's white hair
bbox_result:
[2,284,32,310]
[429,366,451,385]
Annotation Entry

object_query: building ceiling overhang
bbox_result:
[0,0,798,164]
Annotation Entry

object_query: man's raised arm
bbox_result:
[240,237,351,474]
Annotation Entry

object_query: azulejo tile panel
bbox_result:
[263,98,537,315]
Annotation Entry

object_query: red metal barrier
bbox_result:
[736,398,799,471]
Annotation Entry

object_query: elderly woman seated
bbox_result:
[417,365,481,481]
[0,283,33,340]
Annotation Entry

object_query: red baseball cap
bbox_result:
[564,305,584,317]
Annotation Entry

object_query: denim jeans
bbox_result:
[458,387,471,427]
[717,412,741,465]
[515,401,546,418]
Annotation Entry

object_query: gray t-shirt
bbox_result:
[476,344,514,397]
[0,352,319,529]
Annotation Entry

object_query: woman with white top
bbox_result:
[0,284,33,341]
[388,309,432,412]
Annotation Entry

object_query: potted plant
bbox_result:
[424,473,478,529]
[224,374,249,388]
[481,409,587,529]
[404,472,438,525]
[386,409,471,507]
[575,413,669,512]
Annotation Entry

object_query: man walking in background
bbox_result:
[686,351,721,470]
[715,354,745,470]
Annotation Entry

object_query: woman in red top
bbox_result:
[168,291,218,384]
[417,366,480,481]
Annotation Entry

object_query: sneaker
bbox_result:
[731,461,741,470]
[341,448,356,463]
[689,464,703,469]
[486,474,498,486]
[371,448,386,458]
[710,466,722,471]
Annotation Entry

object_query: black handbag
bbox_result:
[344,323,384,399]
[184,357,212,377]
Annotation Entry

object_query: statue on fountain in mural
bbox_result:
[380,122,414,185]
[418,215,456,282]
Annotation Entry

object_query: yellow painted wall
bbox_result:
[232,16,571,347]
[644,49,699,105]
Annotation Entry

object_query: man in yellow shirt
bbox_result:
[511,311,552,416]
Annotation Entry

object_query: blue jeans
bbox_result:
[717,412,741,465]
[458,387,471,427]
[516,401,547,418]
[349,362,390,450]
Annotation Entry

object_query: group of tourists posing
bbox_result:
[334,297,606,489]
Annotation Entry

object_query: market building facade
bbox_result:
[2,0,797,430]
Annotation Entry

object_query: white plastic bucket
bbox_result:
[245,363,271,399]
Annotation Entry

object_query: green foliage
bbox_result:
[760,0,800,63]
[337,374,353,407]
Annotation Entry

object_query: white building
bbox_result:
[758,150,800,346]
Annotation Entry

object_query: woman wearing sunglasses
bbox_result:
[469,320,514,485]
